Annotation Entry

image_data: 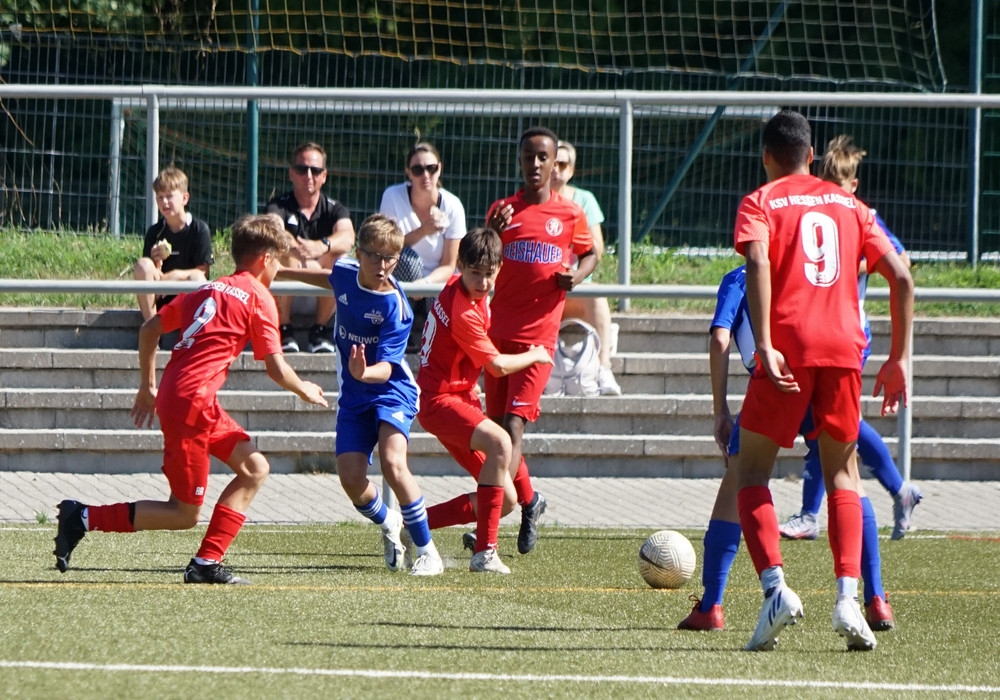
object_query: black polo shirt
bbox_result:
[265,192,352,241]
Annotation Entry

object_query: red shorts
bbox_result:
[158,401,250,506]
[417,389,488,479]
[740,365,861,448]
[483,339,554,422]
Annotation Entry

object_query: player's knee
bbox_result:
[134,258,158,280]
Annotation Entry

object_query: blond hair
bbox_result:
[230,213,292,266]
[820,135,866,188]
[152,166,189,194]
[356,213,403,253]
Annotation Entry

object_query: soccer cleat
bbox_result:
[597,366,623,396]
[409,550,445,576]
[865,595,895,632]
[461,530,477,552]
[833,595,877,650]
[183,559,250,585]
[53,500,87,573]
[469,547,511,574]
[280,325,299,353]
[745,585,804,651]
[779,511,819,540]
[307,324,336,354]
[382,509,406,572]
[677,595,725,631]
[517,492,547,554]
[891,481,923,540]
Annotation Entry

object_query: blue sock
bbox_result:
[356,488,388,525]
[857,420,904,496]
[801,440,825,514]
[700,519,742,610]
[401,496,432,548]
[860,496,885,605]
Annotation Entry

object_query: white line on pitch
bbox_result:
[0,660,997,693]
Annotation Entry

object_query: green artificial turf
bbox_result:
[0,523,997,698]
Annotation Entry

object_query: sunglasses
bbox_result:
[358,248,400,265]
[554,161,571,170]
[409,163,440,177]
[291,164,325,177]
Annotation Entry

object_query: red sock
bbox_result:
[827,489,863,579]
[195,504,246,562]
[426,494,475,530]
[475,485,504,553]
[512,457,534,506]
[737,486,783,577]
[87,503,135,533]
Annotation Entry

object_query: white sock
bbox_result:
[761,565,785,594]
[193,557,218,566]
[837,576,859,598]
[416,539,439,558]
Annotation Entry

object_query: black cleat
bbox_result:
[53,500,87,573]
[517,492,547,554]
[462,530,477,552]
[183,559,250,585]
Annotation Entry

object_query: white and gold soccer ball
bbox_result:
[637,530,696,589]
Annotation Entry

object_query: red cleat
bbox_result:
[865,595,895,631]
[677,596,725,631]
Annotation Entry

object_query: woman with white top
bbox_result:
[379,142,467,286]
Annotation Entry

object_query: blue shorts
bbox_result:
[336,403,415,462]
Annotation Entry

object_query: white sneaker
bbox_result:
[469,547,511,574]
[892,481,923,540]
[597,366,622,396]
[779,511,819,540]
[833,595,877,651]
[410,549,445,576]
[381,509,405,572]
[745,585,804,651]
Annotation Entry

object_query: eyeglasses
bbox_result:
[408,163,440,177]
[358,248,400,265]
[554,161,571,170]
[291,164,326,177]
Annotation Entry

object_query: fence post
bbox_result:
[145,93,160,228]
[617,99,633,312]
[108,100,124,238]
[969,0,984,267]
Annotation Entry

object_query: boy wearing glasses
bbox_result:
[484,126,596,554]
[265,142,355,354]
[278,213,445,576]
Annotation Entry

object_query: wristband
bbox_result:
[322,238,331,251]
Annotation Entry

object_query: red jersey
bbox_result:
[156,271,282,427]
[418,273,499,394]
[486,189,592,348]
[734,173,895,369]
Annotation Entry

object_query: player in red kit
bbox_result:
[416,227,552,573]
[53,214,328,584]
[484,126,596,554]
[732,111,913,652]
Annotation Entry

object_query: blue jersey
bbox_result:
[329,258,418,415]
[710,266,757,372]
[859,212,906,352]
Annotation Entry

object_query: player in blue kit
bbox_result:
[278,213,444,576]
[678,263,897,632]
[780,135,921,543]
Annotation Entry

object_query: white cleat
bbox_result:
[833,595,877,651]
[469,547,511,574]
[892,482,923,540]
[745,585,805,651]
[381,509,405,572]
[779,511,819,540]
[410,550,445,576]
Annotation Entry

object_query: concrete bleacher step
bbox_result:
[2,388,997,441]
[1,308,998,480]
[0,428,995,481]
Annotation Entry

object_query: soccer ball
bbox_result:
[637,530,696,589]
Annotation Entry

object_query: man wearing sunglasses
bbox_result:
[265,142,355,353]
